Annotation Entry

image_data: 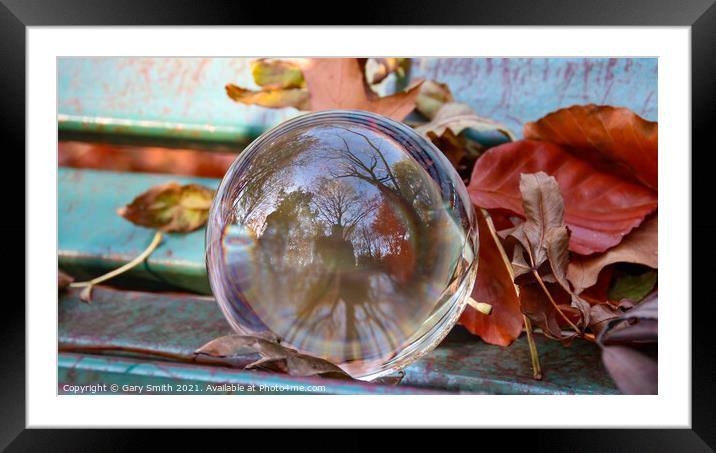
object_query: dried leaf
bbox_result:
[372,371,405,386]
[589,303,622,337]
[505,173,591,329]
[300,58,423,121]
[468,140,658,255]
[598,292,657,394]
[508,172,565,269]
[608,270,657,302]
[117,182,215,233]
[416,80,454,119]
[225,84,309,109]
[602,346,657,395]
[367,58,409,84]
[195,334,355,380]
[544,226,570,289]
[567,215,657,292]
[415,102,515,141]
[510,243,532,280]
[251,59,305,89]
[58,270,74,291]
[195,332,279,357]
[519,282,573,341]
[600,292,658,344]
[426,128,465,167]
[545,227,591,326]
[524,104,658,191]
[459,209,523,347]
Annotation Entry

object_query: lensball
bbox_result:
[206,110,478,380]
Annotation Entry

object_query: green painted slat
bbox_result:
[58,114,261,150]
[59,287,619,395]
[58,168,217,294]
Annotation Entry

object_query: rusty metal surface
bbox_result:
[59,287,619,395]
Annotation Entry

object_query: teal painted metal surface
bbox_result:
[58,353,447,395]
[57,58,283,147]
[59,287,619,395]
[58,168,217,294]
[411,58,657,137]
[58,58,657,146]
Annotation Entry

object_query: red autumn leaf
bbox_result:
[459,208,523,346]
[467,140,657,255]
[524,105,658,191]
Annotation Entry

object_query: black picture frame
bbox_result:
[3,0,713,449]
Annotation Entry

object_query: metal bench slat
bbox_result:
[58,58,657,148]
[59,167,217,294]
[59,287,619,395]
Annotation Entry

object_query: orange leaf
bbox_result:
[568,215,658,293]
[300,58,423,121]
[467,140,657,255]
[459,208,523,346]
[524,105,658,191]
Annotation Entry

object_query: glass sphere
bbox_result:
[206,110,477,380]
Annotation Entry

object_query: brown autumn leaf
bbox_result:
[416,102,513,181]
[545,227,592,327]
[426,127,466,167]
[415,102,515,141]
[508,172,590,327]
[415,80,454,119]
[225,84,310,110]
[299,58,423,121]
[459,208,523,347]
[195,334,355,380]
[567,215,658,293]
[519,281,574,341]
[372,371,405,386]
[524,104,658,191]
[599,291,658,344]
[117,182,215,233]
[598,292,657,394]
[468,140,658,255]
[589,303,622,338]
[58,270,74,291]
[508,172,566,270]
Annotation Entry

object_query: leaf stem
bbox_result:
[531,269,581,334]
[467,297,492,315]
[523,315,542,380]
[69,231,163,288]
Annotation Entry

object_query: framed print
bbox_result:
[3,0,713,448]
